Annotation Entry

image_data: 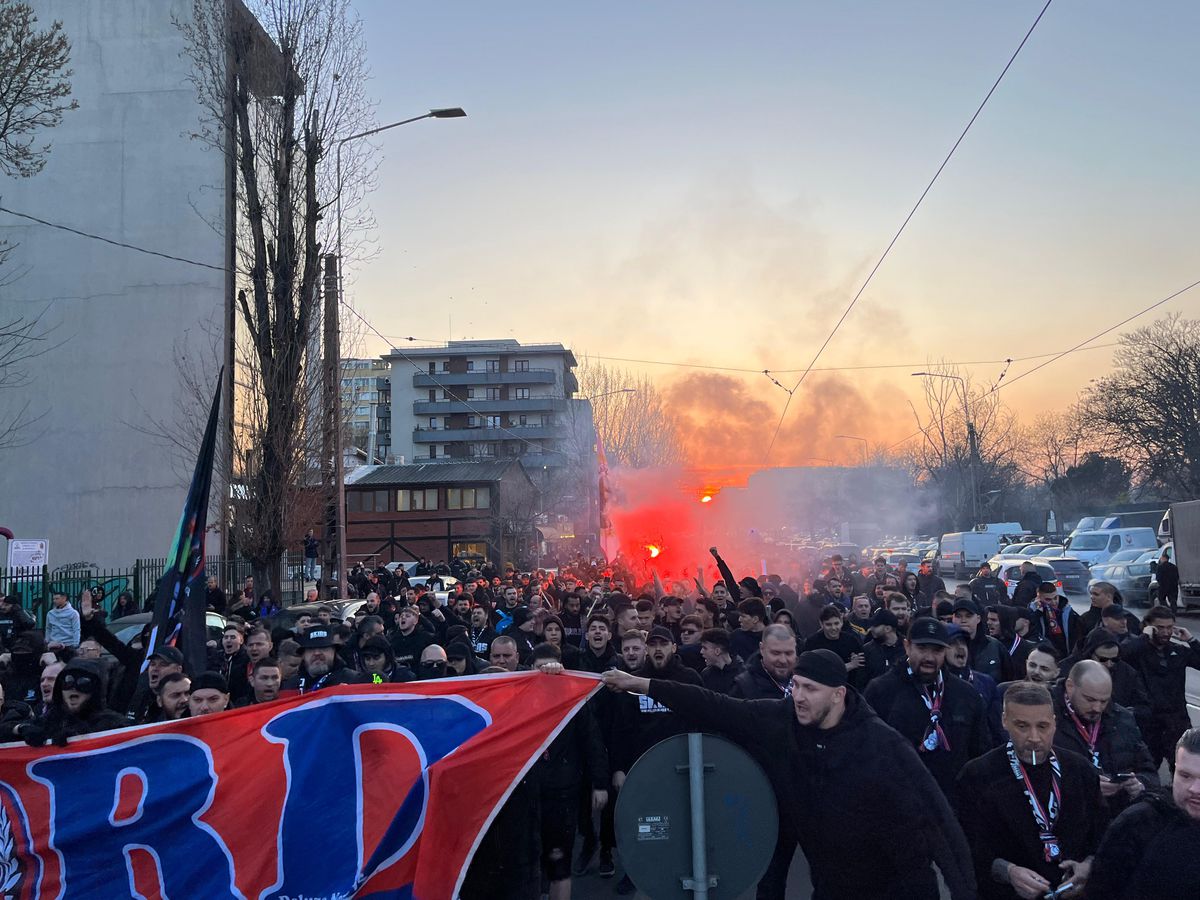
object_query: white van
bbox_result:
[938,531,1005,578]
[1064,528,1159,567]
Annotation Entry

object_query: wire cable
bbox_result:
[763,0,1055,462]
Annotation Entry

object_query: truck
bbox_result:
[938,531,1007,579]
[1160,500,1200,611]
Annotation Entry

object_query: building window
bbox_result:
[427,362,435,374]
[515,388,530,400]
[397,488,439,511]
[354,490,389,513]
[429,445,437,459]
[467,388,475,399]
[467,415,477,427]
[519,415,528,426]
[485,359,500,372]
[486,415,501,429]
[428,417,438,430]
[466,360,475,371]
[514,359,530,372]
[486,387,500,400]
[347,492,361,513]
[429,389,437,401]
[447,486,490,510]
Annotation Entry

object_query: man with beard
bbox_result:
[732,624,797,699]
[1052,660,1157,817]
[1021,643,1061,689]
[888,591,914,633]
[466,604,497,657]
[1120,605,1200,772]
[609,627,702,894]
[1087,728,1200,899]
[359,635,414,683]
[282,625,367,694]
[602,650,975,900]
[865,618,991,803]
[560,592,585,646]
[619,630,647,673]
[952,598,1007,683]
[699,628,743,695]
[945,625,1003,745]
[188,672,231,716]
[956,683,1106,900]
[861,608,907,683]
[154,672,192,721]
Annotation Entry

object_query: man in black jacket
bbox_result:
[1029,582,1083,658]
[698,628,743,695]
[601,650,976,900]
[574,612,623,878]
[281,625,367,694]
[1052,660,1157,817]
[1155,551,1181,613]
[956,682,1106,900]
[864,617,991,803]
[1010,562,1044,608]
[969,564,1008,608]
[952,598,1007,683]
[1120,605,1200,771]
[862,608,906,683]
[1063,629,1152,733]
[1086,727,1200,900]
[731,624,796,699]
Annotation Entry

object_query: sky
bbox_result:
[344,0,1200,464]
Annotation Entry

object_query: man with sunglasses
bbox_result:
[20,659,125,746]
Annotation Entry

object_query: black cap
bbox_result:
[148,645,185,666]
[935,599,955,619]
[446,641,472,661]
[952,598,981,616]
[298,625,336,648]
[1101,604,1128,620]
[647,626,675,644]
[870,609,899,630]
[510,607,532,628]
[360,635,390,655]
[793,649,848,688]
[907,617,950,647]
[191,671,229,694]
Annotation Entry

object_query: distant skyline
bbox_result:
[346,0,1199,458]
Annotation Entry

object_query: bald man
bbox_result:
[1053,659,1158,815]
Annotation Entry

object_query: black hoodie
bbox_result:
[1087,793,1200,899]
[646,679,976,900]
[22,659,127,746]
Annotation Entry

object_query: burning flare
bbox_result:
[645,544,662,558]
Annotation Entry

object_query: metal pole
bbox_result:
[687,732,709,900]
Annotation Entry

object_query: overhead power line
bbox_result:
[764,0,1056,462]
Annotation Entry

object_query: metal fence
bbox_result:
[0,555,309,626]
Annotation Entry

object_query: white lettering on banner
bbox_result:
[638,695,671,714]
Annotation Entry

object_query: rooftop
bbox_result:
[381,339,576,365]
[346,459,533,487]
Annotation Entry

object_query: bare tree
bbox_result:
[0,307,52,447]
[576,357,686,468]
[1015,407,1091,486]
[0,0,77,178]
[909,366,1023,530]
[180,0,376,592]
[1084,313,1200,499]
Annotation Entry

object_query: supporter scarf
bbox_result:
[1008,634,1023,656]
[1005,741,1063,863]
[1065,696,1102,770]
[1042,602,1063,637]
[908,665,951,752]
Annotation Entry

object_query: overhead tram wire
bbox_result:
[881,275,1200,454]
[762,0,1056,463]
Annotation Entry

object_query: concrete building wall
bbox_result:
[0,1,225,568]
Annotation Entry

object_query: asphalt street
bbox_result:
[574,583,1200,900]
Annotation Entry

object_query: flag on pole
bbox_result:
[143,368,223,675]
[596,435,619,562]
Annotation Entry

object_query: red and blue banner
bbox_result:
[0,673,599,899]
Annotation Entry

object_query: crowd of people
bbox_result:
[0,544,1198,898]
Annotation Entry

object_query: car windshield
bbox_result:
[1036,546,1064,556]
[1107,549,1144,563]
[1019,545,1050,555]
[1067,534,1109,551]
[1051,560,1089,574]
[1002,544,1031,554]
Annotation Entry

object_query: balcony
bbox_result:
[375,378,390,391]
[412,398,569,415]
[412,424,567,444]
[412,369,557,387]
[375,404,390,417]
[520,450,569,468]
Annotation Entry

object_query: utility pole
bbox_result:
[322,255,347,600]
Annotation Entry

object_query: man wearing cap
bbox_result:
[945,623,1003,744]
[862,608,906,683]
[956,682,1106,900]
[188,672,230,716]
[602,648,975,899]
[282,625,367,694]
[129,645,185,723]
[732,623,798,699]
[865,617,991,802]
[953,598,1008,683]
[969,564,1009,609]
[359,635,414,683]
[1052,660,1157,817]
[1029,581,1082,658]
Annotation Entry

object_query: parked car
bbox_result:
[1063,528,1159,567]
[994,560,1060,594]
[886,553,922,569]
[110,612,228,647]
[1016,544,1055,557]
[1040,557,1091,595]
[1088,549,1159,608]
[1033,545,1065,557]
[268,599,367,632]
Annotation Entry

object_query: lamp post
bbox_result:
[835,434,868,465]
[329,107,466,600]
[912,372,979,525]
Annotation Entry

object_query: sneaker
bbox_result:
[615,873,636,895]
[598,851,615,878]
[573,838,597,876]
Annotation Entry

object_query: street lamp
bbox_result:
[329,107,466,601]
[912,371,979,524]
[835,434,868,465]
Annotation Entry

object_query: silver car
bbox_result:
[1087,549,1158,608]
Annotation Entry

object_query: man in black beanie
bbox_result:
[602,649,975,899]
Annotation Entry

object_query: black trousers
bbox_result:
[756,831,798,900]
[578,783,616,850]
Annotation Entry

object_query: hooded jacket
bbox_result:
[1086,793,1200,899]
[22,659,126,747]
[610,656,702,773]
[646,679,976,900]
[730,651,792,700]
